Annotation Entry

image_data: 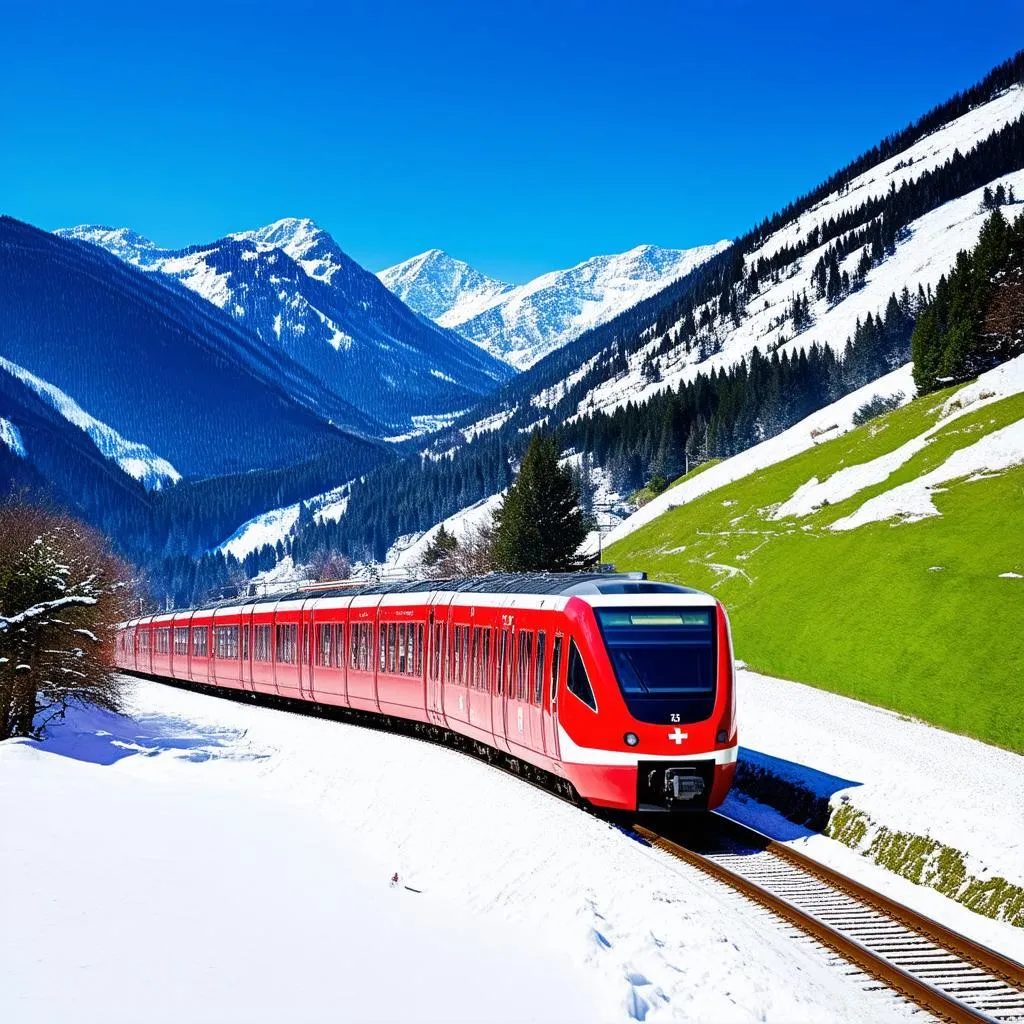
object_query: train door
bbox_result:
[299,599,315,701]
[491,624,511,753]
[543,633,564,759]
[528,628,548,756]
[467,616,493,739]
[241,608,253,692]
[504,622,529,752]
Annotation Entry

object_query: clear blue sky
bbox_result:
[1,1,1019,282]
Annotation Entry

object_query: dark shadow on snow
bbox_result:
[728,746,863,835]
[30,702,266,767]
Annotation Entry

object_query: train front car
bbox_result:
[555,577,737,813]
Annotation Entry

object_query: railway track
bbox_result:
[636,816,1024,1023]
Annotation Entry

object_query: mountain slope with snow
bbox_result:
[59,218,514,434]
[1,216,384,479]
[0,354,179,489]
[379,242,730,369]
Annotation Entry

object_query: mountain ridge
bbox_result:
[58,218,513,434]
[378,241,730,369]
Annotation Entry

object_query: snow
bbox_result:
[0,416,26,457]
[157,250,233,309]
[0,356,180,490]
[728,668,1024,963]
[831,415,1024,530]
[0,678,922,1023]
[217,503,301,560]
[230,217,344,283]
[774,353,1024,520]
[381,242,730,370]
[603,363,916,547]
[216,484,354,559]
[386,492,506,570]
[578,171,1024,422]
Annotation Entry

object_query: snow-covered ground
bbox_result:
[726,668,1024,963]
[0,678,925,1024]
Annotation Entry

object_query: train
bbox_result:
[114,572,738,812]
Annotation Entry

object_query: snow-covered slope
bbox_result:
[0,677,924,1024]
[0,417,26,458]
[380,242,730,369]
[0,354,179,489]
[57,219,513,434]
[536,87,1024,422]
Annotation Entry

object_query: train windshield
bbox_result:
[595,607,716,724]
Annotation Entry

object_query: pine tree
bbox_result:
[491,432,589,573]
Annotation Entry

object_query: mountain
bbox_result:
[285,52,1024,569]
[58,218,514,434]
[0,217,384,479]
[378,249,515,327]
[378,242,730,369]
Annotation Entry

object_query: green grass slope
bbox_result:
[606,385,1024,752]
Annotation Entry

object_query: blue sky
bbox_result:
[1,1,1019,282]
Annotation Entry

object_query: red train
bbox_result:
[115,572,738,812]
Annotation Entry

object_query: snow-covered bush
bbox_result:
[0,499,134,740]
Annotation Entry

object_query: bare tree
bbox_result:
[0,498,135,740]
[421,520,495,578]
[309,550,353,584]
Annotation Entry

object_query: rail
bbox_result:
[635,817,1024,1023]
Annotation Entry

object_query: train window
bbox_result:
[431,624,441,679]
[377,626,385,672]
[483,630,491,692]
[275,623,297,664]
[386,623,395,673]
[415,624,424,676]
[254,625,271,662]
[138,630,151,653]
[350,624,359,669]
[242,625,249,661]
[155,628,169,655]
[334,623,345,668]
[453,626,461,683]
[497,631,507,694]
[317,624,332,667]
[551,635,562,703]
[397,623,407,674]
[303,626,310,665]
[471,628,480,689]
[215,626,238,659]
[516,632,528,701]
[567,640,597,712]
[534,631,546,705]
[407,624,416,676]
[192,627,208,658]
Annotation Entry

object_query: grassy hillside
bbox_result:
[607,382,1024,753]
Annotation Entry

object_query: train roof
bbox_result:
[246,571,701,604]
[121,573,706,624]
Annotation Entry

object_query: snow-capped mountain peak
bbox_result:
[57,225,164,267]
[229,217,343,282]
[378,248,515,324]
[379,240,731,370]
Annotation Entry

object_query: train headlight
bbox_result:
[716,730,728,743]
[624,732,639,747]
